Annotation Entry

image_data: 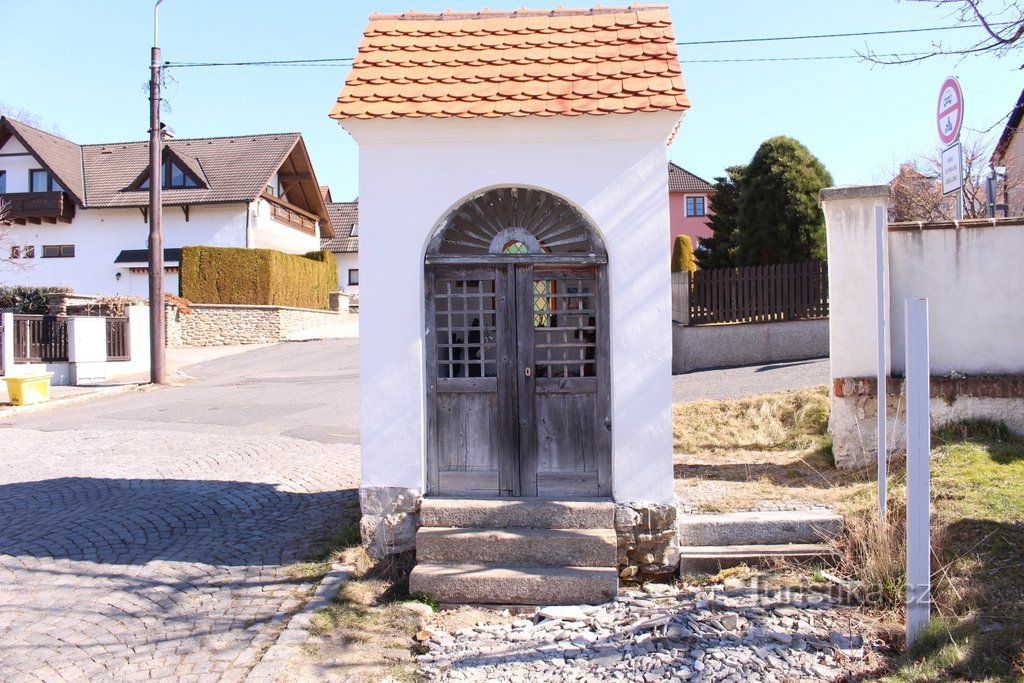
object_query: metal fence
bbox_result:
[688,261,829,325]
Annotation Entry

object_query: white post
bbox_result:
[1,312,14,375]
[905,298,931,647]
[875,205,888,523]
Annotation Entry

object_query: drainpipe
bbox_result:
[245,201,255,248]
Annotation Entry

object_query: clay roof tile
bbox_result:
[330,5,689,121]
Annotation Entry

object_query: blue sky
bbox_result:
[3,1,1019,200]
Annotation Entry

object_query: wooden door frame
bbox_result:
[424,257,611,498]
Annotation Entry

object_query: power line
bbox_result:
[682,52,927,64]
[167,58,353,68]
[676,23,995,46]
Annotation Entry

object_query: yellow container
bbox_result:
[2,373,55,406]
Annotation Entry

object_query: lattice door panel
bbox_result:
[434,279,498,380]
[532,275,598,379]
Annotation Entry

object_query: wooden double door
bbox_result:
[426,262,611,498]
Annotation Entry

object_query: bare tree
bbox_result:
[0,200,21,271]
[890,134,1017,220]
[865,0,1023,64]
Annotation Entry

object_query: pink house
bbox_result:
[668,161,714,251]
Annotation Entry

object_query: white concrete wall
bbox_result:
[888,223,1024,375]
[0,203,249,296]
[343,112,682,505]
[673,319,829,373]
[251,198,322,254]
[335,252,359,294]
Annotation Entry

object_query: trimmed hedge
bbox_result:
[671,235,697,273]
[0,285,73,314]
[180,247,338,310]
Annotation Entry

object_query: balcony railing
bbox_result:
[0,192,76,224]
[262,193,318,235]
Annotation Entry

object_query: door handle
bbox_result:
[524,366,532,377]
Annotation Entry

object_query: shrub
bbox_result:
[179,247,338,310]
[0,285,73,314]
[671,235,697,273]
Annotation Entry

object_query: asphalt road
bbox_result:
[10,338,360,444]
[672,357,830,403]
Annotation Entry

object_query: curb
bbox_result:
[0,382,149,420]
[245,563,354,682]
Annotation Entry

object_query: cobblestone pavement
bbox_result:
[0,427,359,682]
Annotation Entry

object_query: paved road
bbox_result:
[0,340,359,682]
[672,358,830,403]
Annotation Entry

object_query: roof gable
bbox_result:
[0,117,86,205]
[994,87,1024,165]
[667,162,713,194]
[330,5,689,121]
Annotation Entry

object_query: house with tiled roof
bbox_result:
[668,161,714,249]
[320,201,359,294]
[993,87,1024,217]
[330,5,691,605]
[0,117,334,296]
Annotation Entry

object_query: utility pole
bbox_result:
[148,0,167,384]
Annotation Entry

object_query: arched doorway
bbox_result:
[424,187,611,498]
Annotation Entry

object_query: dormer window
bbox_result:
[30,169,63,193]
[139,157,200,189]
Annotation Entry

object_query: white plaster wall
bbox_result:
[0,204,248,296]
[888,224,1024,375]
[821,186,892,379]
[335,252,359,294]
[343,112,682,505]
[0,137,41,193]
[251,198,321,254]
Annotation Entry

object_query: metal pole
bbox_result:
[875,205,887,524]
[905,298,931,647]
[148,0,166,384]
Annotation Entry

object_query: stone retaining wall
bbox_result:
[831,374,1024,468]
[165,303,339,347]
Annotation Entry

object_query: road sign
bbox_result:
[941,142,963,195]
[937,77,963,147]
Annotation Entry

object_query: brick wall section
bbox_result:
[164,304,339,347]
[834,375,1024,399]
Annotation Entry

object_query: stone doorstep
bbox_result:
[416,526,618,568]
[677,543,837,574]
[677,510,844,548]
[419,497,616,530]
[409,563,619,607]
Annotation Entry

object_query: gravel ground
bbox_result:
[673,359,829,404]
[417,581,880,682]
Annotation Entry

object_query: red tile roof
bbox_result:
[321,202,359,253]
[330,5,689,121]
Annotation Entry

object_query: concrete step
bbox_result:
[678,543,837,574]
[420,497,615,530]
[417,527,618,567]
[409,563,619,606]
[677,510,844,547]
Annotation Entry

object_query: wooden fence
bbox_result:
[688,261,829,325]
[13,315,69,362]
[105,318,131,361]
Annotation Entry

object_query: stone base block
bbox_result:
[614,501,679,579]
[359,486,422,559]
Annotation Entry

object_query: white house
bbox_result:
[321,198,359,294]
[0,117,334,296]
[330,6,690,605]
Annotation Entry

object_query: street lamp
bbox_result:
[148,0,166,384]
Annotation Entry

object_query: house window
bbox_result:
[10,245,35,259]
[29,169,63,193]
[41,244,75,258]
[350,223,359,237]
[0,170,6,193]
[686,196,706,217]
[348,269,359,286]
[139,157,200,189]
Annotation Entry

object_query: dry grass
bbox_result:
[673,386,874,512]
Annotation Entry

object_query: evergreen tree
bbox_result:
[734,136,833,266]
[696,165,745,270]
[670,235,697,272]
